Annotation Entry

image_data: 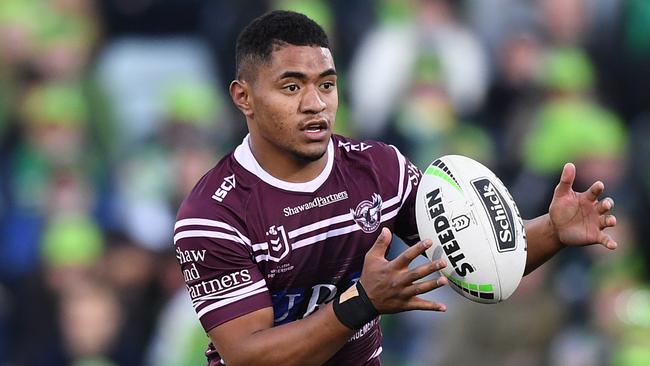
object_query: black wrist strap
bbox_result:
[333,281,379,330]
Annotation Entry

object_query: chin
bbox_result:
[292,146,327,163]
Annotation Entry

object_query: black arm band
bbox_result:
[332,281,379,330]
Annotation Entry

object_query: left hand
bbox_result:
[549,163,618,250]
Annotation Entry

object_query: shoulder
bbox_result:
[176,151,259,227]
[332,134,416,184]
[174,152,260,260]
[333,134,419,196]
[332,134,404,166]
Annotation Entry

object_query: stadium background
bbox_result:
[0,0,648,365]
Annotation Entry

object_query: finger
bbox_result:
[554,162,576,196]
[392,239,433,269]
[400,260,447,285]
[599,214,617,229]
[405,276,448,297]
[366,227,392,258]
[402,297,447,312]
[584,181,605,202]
[599,232,618,250]
[596,197,615,214]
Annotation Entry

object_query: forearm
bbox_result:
[211,304,356,366]
[523,214,564,276]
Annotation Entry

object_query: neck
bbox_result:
[248,136,329,183]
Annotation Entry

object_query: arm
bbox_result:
[208,228,448,366]
[208,304,353,366]
[523,214,563,275]
[523,163,618,276]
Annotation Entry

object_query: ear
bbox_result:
[229,79,254,118]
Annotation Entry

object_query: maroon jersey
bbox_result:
[174,134,422,365]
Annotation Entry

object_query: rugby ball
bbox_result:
[415,155,527,303]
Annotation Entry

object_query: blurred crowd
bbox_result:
[0,0,648,365]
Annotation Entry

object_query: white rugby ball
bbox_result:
[415,155,527,303]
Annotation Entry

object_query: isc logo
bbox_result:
[212,174,236,202]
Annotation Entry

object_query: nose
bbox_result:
[299,85,326,114]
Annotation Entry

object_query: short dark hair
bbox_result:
[235,10,330,80]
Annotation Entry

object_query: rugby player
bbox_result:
[174,10,617,366]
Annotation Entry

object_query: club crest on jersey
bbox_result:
[351,193,382,233]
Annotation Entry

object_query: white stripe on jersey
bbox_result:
[291,222,359,250]
[192,279,266,307]
[381,205,401,222]
[197,287,268,319]
[401,172,413,206]
[383,145,406,208]
[254,254,267,263]
[252,242,268,251]
[174,230,248,246]
[287,211,352,239]
[368,346,383,361]
[175,218,251,245]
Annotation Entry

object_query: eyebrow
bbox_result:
[278,68,337,81]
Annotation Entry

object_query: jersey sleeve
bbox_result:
[389,145,423,246]
[174,205,271,332]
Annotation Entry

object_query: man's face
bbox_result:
[246,44,338,163]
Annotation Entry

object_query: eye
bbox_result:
[321,81,335,90]
[284,84,299,93]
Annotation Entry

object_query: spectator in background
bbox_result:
[628,115,650,275]
[585,210,650,366]
[348,0,488,138]
[513,47,627,216]
[11,215,106,365]
[100,233,164,366]
[0,0,99,84]
[94,37,220,155]
[59,279,122,366]
[390,52,496,169]
[115,80,222,251]
[480,27,544,182]
[30,6,98,81]
[1,82,97,282]
[618,0,650,280]
[0,1,35,142]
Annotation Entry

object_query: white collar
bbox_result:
[233,135,334,193]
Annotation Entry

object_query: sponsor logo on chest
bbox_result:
[283,191,349,217]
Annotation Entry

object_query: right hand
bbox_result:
[359,227,448,314]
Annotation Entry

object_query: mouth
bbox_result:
[300,119,330,139]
